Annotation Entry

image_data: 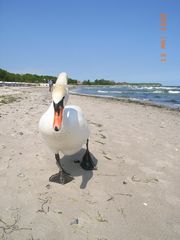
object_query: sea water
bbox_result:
[71,85,180,109]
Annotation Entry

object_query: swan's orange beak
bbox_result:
[53,107,63,131]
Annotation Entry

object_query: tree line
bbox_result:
[0,68,161,86]
[0,68,115,85]
[0,68,77,84]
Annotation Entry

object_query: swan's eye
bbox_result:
[53,97,65,112]
[53,101,58,112]
[61,98,65,106]
[60,97,65,108]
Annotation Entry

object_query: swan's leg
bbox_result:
[49,153,74,184]
[80,139,97,170]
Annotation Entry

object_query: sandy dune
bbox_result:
[0,86,180,240]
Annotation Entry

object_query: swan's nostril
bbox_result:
[54,126,59,132]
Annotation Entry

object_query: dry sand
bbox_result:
[0,86,180,240]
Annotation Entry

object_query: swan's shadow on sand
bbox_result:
[49,149,98,189]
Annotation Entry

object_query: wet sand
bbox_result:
[0,86,180,240]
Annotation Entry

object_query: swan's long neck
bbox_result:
[52,83,69,132]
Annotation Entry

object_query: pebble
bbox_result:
[46,184,51,189]
[70,218,79,225]
[17,172,25,178]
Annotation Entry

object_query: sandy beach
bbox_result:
[0,86,180,240]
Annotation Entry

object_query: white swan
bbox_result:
[39,72,95,184]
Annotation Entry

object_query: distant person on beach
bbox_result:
[48,79,53,92]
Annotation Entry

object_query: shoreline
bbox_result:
[0,85,180,112]
[70,91,180,112]
[1,84,180,111]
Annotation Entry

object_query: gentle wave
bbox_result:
[157,86,180,90]
[168,90,180,94]
[97,90,122,94]
[128,86,180,91]
[97,90,109,93]
[111,91,122,94]
[72,85,180,109]
[153,90,163,94]
[151,90,180,94]
[130,97,149,101]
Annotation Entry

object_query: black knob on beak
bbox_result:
[54,126,59,131]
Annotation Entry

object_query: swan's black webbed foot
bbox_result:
[49,171,74,184]
[49,153,74,184]
[59,171,74,184]
[81,139,97,170]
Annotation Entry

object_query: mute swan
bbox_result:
[39,72,96,184]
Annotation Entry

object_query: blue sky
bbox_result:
[0,0,180,85]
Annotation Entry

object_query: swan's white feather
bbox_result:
[56,72,68,85]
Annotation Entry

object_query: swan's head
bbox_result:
[52,82,68,132]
